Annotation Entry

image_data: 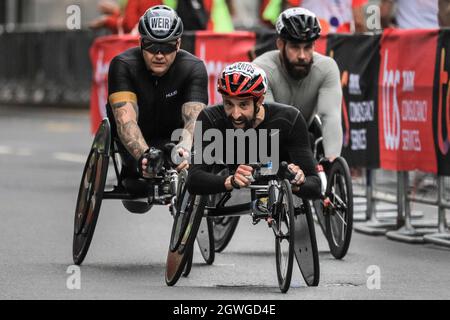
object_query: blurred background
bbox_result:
[0,0,383,108]
[0,0,380,31]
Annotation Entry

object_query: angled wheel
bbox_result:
[73,119,111,265]
[211,168,240,253]
[312,199,327,236]
[325,157,353,259]
[196,213,215,265]
[169,169,190,252]
[212,216,240,253]
[311,131,328,241]
[271,179,295,293]
[166,194,207,286]
[293,197,320,286]
[182,245,194,277]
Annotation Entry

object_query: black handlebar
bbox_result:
[278,161,297,181]
[247,161,296,184]
[145,143,188,174]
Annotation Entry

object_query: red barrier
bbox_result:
[315,34,327,56]
[194,31,256,105]
[88,29,449,175]
[378,29,438,173]
[89,35,139,133]
[89,32,255,132]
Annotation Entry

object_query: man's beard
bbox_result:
[228,115,254,130]
[281,47,313,80]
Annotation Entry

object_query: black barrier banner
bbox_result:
[0,30,94,107]
[250,30,328,61]
[251,29,277,60]
[434,29,450,176]
[327,34,381,169]
[180,31,196,55]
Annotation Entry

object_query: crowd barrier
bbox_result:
[0,30,94,107]
[89,29,450,174]
[89,28,450,246]
[1,28,449,246]
[88,30,329,132]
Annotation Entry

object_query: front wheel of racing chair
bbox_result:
[166,166,208,285]
[271,179,296,293]
[166,192,208,286]
[324,157,353,259]
[210,167,241,253]
[72,119,111,265]
[310,115,354,260]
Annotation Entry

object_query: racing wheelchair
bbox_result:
[310,116,354,260]
[72,118,182,265]
[202,116,354,261]
[165,162,320,293]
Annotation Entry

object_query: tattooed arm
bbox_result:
[111,98,148,160]
[178,101,206,151]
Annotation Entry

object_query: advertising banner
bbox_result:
[194,31,256,105]
[433,29,450,176]
[89,35,139,133]
[328,34,381,168]
[378,29,438,173]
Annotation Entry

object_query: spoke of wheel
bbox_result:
[341,213,346,242]
[331,172,348,244]
[333,209,347,225]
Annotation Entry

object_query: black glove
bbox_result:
[138,148,164,176]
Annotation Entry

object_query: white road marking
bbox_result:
[52,152,86,163]
[15,148,33,156]
[0,145,87,163]
[0,145,13,154]
[214,264,236,267]
[0,145,32,156]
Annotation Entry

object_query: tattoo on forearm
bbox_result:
[180,102,205,148]
[117,121,148,159]
[112,102,147,159]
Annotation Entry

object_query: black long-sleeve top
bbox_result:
[186,102,321,199]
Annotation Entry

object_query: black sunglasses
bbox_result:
[141,40,178,54]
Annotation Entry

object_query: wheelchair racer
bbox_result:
[186,62,321,199]
[106,5,208,184]
[253,7,343,162]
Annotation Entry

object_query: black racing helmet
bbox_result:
[138,5,183,42]
[276,7,321,43]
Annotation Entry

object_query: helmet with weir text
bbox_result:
[138,5,183,42]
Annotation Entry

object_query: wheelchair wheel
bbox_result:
[293,197,320,286]
[196,211,215,265]
[272,179,295,293]
[72,148,109,265]
[325,157,353,260]
[169,169,190,252]
[211,167,240,253]
[312,199,327,236]
[166,194,207,286]
[212,216,240,253]
[182,245,194,277]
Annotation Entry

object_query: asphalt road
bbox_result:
[1,105,449,300]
